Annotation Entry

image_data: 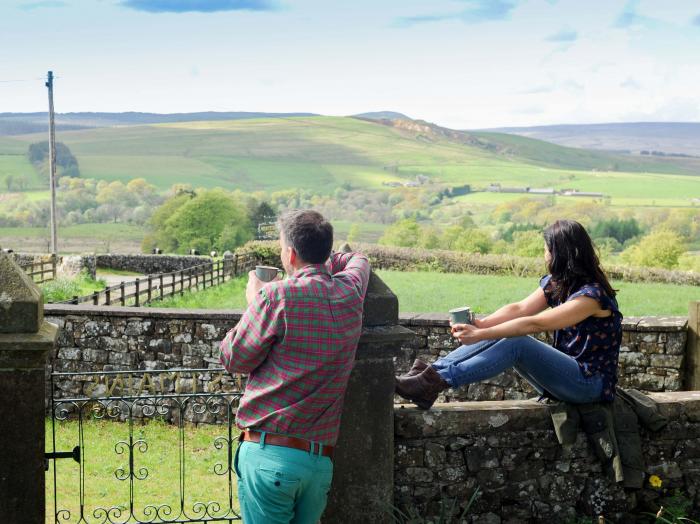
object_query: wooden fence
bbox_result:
[19,254,57,284]
[52,253,257,307]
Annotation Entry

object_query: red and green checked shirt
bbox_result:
[219,252,370,446]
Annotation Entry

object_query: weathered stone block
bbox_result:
[82,348,109,363]
[666,334,687,355]
[650,354,684,369]
[424,442,446,467]
[619,352,648,367]
[108,351,136,366]
[57,347,81,360]
[626,373,665,391]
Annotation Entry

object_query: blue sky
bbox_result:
[1,0,699,128]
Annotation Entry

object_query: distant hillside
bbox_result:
[375,118,700,176]
[353,111,412,121]
[484,122,700,157]
[0,111,318,136]
[1,115,699,208]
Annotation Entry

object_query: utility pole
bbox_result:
[46,71,58,255]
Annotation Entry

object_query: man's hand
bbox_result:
[245,270,280,305]
[451,323,486,345]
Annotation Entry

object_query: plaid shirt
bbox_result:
[219,252,370,446]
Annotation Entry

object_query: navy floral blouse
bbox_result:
[539,275,623,402]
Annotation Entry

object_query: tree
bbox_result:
[591,218,641,244]
[347,224,361,243]
[145,189,253,254]
[621,230,686,269]
[512,230,543,258]
[378,219,422,248]
[452,229,493,254]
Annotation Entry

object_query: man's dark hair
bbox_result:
[278,210,333,264]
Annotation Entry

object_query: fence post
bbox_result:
[686,301,700,389]
[147,276,152,303]
[72,295,79,305]
[180,270,184,296]
[172,274,176,298]
[202,265,207,290]
[159,274,164,301]
[51,252,57,280]
[135,278,140,307]
[92,291,98,306]
[120,281,125,306]
[234,254,238,276]
[0,251,58,523]
[105,285,111,306]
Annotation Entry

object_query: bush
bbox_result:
[621,230,686,269]
[512,230,543,258]
[235,240,700,286]
[40,270,106,303]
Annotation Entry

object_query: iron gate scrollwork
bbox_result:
[47,367,244,523]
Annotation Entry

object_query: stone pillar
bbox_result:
[687,301,700,390]
[223,251,234,278]
[324,272,414,523]
[0,250,58,522]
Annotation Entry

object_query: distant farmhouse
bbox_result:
[487,183,605,198]
[383,174,431,188]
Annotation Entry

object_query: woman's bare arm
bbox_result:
[476,288,549,328]
[453,296,602,345]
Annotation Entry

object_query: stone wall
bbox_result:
[45,305,241,375]
[44,306,689,404]
[95,254,212,275]
[394,392,700,522]
[397,314,689,402]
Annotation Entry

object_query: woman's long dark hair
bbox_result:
[544,219,616,304]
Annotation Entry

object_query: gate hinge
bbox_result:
[45,446,80,471]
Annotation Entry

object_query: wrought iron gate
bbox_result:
[46,367,244,523]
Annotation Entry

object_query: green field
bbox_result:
[46,419,240,523]
[152,270,697,316]
[0,223,144,254]
[0,154,45,189]
[2,116,697,207]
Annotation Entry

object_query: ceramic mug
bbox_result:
[255,265,283,282]
[448,306,474,325]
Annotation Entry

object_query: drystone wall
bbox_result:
[95,254,211,275]
[394,392,700,522]
[396,314,689,403]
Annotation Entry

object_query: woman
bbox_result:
[395,219,622,410]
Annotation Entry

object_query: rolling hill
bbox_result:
[0,115,698,207]
[485,122,700,157]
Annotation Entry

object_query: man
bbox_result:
[220,209,370,524]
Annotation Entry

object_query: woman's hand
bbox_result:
[451,323,486,345]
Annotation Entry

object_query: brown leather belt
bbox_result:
[239,429,334,459]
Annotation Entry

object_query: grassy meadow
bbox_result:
[152,270,698,316]
[46,419,240,523]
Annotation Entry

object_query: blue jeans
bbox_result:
[234,438,333,524]
[431,336,603,403]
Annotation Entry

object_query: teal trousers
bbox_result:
[234,437,333,524]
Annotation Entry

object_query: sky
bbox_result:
[1,0,700,129]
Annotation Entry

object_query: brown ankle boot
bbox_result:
[395,365,449,410]
[399,358,429,378]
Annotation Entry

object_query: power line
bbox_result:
[0,77,45,83]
